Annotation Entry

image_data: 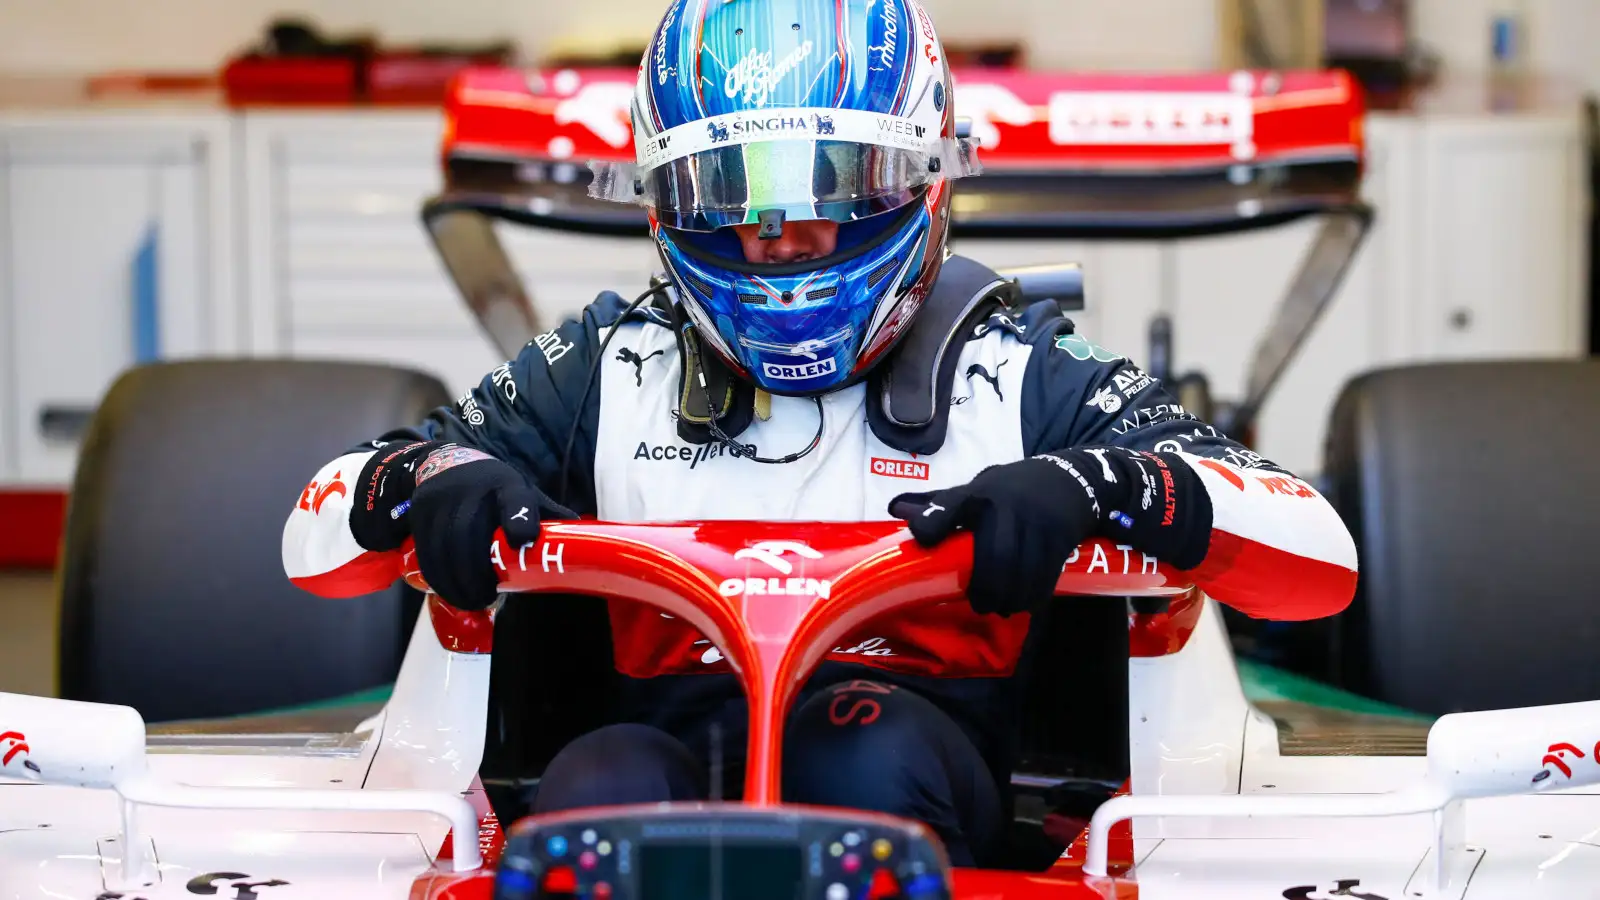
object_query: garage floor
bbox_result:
[0,572,56,697]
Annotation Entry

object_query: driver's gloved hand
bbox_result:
[350,441,571,610]
[888,448,1211,617]
[348,439,444,552]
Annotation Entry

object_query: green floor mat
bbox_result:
[247,683,395,718]
[1237,659,1432,722]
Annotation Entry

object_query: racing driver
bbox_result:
[283,0,1358,868]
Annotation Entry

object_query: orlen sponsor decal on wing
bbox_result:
[871,457,929,480]
[762,357,838,381]
[1047,92,1253,145]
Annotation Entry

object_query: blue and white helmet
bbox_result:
[590,0,981,395]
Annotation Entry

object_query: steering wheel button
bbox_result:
[871,838,893,860]
[843,831,862,847]
[826,883,849,900]
[594,882,613,900]
[546,835,569,858]
[842,853,862,874]
[581,828,598,845]
[829,842,845,857]
[904,874,943,896]
[867,868,902,900]
[542,866,578,895]
[495,868,534,898]
[579,850,599,871]
[597,840,613,856]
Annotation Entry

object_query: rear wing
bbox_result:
[422,67,1372,437]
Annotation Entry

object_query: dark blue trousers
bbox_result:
[532,679,1003,867]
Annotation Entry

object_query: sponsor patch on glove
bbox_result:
[415,445,494,485]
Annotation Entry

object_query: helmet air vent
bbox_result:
[867,257,902,288]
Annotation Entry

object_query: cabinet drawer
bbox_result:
[283,164,441,205]
[285,221,659,338]
[287,275,477,334]
[271,114,444,166]
[286,226,445,277]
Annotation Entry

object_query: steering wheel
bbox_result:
[401,521,1193,805]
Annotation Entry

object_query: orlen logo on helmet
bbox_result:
[761,358,838,381]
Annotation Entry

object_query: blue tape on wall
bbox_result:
[132,223,160,364]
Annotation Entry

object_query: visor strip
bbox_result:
[637,106,940,170]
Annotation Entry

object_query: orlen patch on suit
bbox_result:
[871,457,929,480]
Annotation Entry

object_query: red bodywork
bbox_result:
[441,68,1363,171]
[403,522,1195,898]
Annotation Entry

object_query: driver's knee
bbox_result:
[781,680,1001,866]
[533,723,707,814]
[782,680,941,814]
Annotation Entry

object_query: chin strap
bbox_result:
[674,310,826,464]
[670,302,757,445]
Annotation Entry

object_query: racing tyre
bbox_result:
[57,360,452,723]
[1313,360,1600,714]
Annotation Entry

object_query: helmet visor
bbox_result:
[589,108,979,231]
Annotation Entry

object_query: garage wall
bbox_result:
[2,0,1596,84]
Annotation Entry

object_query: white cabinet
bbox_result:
[1415,113,1589,360]
[242,112,452,362]
[240,111,662,398]
[0,114,233,484]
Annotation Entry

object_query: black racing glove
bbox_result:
[348,439,442,552]
[352,441,572,610]
[889,448,1212,617]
